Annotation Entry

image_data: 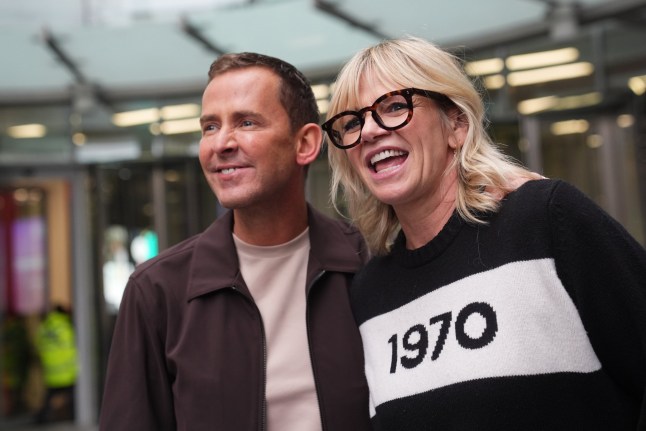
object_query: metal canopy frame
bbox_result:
[0,0,644,109]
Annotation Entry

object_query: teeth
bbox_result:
[370,150,406,166]
[221,168,236,174]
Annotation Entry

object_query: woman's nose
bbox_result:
[360,112,387,144]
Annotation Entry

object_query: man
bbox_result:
[99,52,371,430]
[35,305,78,423]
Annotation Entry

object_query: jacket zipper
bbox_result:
[305,270,327,431]
[231,286,267,431]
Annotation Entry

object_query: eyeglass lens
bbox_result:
[330,93,412,148]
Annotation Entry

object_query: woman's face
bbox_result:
[345,77,466,213]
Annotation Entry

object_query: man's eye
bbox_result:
[241,120,254,127]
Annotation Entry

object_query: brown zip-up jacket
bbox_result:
[100,206,372,430]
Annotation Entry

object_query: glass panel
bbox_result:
[0,186,48,421]
[541,119,602,200]
[489,121,524,167]
[1,188,48,315]
[98,166,153,314]
[610,113,644,244]
[195,160,223,232]
[539,111,645,245]
[97,160,219,314]
[162,163,191,248]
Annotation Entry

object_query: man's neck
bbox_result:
[232,201,309,246]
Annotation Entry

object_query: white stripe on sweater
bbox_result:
[360,258,601,417]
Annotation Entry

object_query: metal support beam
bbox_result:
[70,167,99,426]
[313,0,389,40]
[181,18,227,56]
[520,116,544,175]
[448,0,646,52]
[41,28,114,112]
[42,28,87,84]
[598,115,627,222]
[579,0,646,25]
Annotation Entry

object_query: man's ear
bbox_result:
[295,123,322,166]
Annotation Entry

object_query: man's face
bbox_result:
[199,67,302,211]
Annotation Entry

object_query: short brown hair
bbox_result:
[208,52,319,131]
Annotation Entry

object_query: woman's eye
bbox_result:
[385,102,408,113]
[343,117,361,133]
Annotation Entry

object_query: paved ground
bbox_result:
[0,417,97,431]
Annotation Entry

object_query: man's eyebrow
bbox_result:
[199,114,216,125]
[232,110,262,120]
[199,110,262,125]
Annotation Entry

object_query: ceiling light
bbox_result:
[586,134,603,148]
[317,99,329,115]
[506,47,579,71]
[72,132,87,146]
[159,118,201,135]
[483,74,506,90]
[112,108,160,127]
[465,58,504,76]
[628,75,646,95]
[508,62,594,87]
[164,170,181,182]
[553,92,601,110]
[160,104,200,120]
[517,92,601,115]
[550,119,589,135]
[13,188,29,202]
[7,123,47,139]
[517,96,559,115]
[75,140,141,164]
[149,123,162,136]
[617,114,634,128]
[311,84,330,100]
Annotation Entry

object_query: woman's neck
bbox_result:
[396,170,458,250]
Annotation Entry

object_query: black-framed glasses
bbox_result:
[322,88,452,150]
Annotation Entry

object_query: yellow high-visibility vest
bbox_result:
[36,311,78,388]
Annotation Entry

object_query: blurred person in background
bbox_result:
[324,36,646,430]
[34,304,77,424]
[1,312,31,417]
[102,225,135,314]
[100,52,371,430]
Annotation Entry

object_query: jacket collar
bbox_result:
[187,204,366,301]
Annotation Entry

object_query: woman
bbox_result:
[324,36,646,430]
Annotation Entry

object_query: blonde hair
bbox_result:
[327,36,540,255]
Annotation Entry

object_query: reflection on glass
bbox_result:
[102,226,134,314]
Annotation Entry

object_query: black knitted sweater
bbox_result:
[351,179,646,430]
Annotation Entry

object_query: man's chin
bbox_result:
[216,196,253,211]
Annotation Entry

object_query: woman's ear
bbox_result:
[295,123,323,166]
[448,108,468,150]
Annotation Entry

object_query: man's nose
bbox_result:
[211,128,238,154]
